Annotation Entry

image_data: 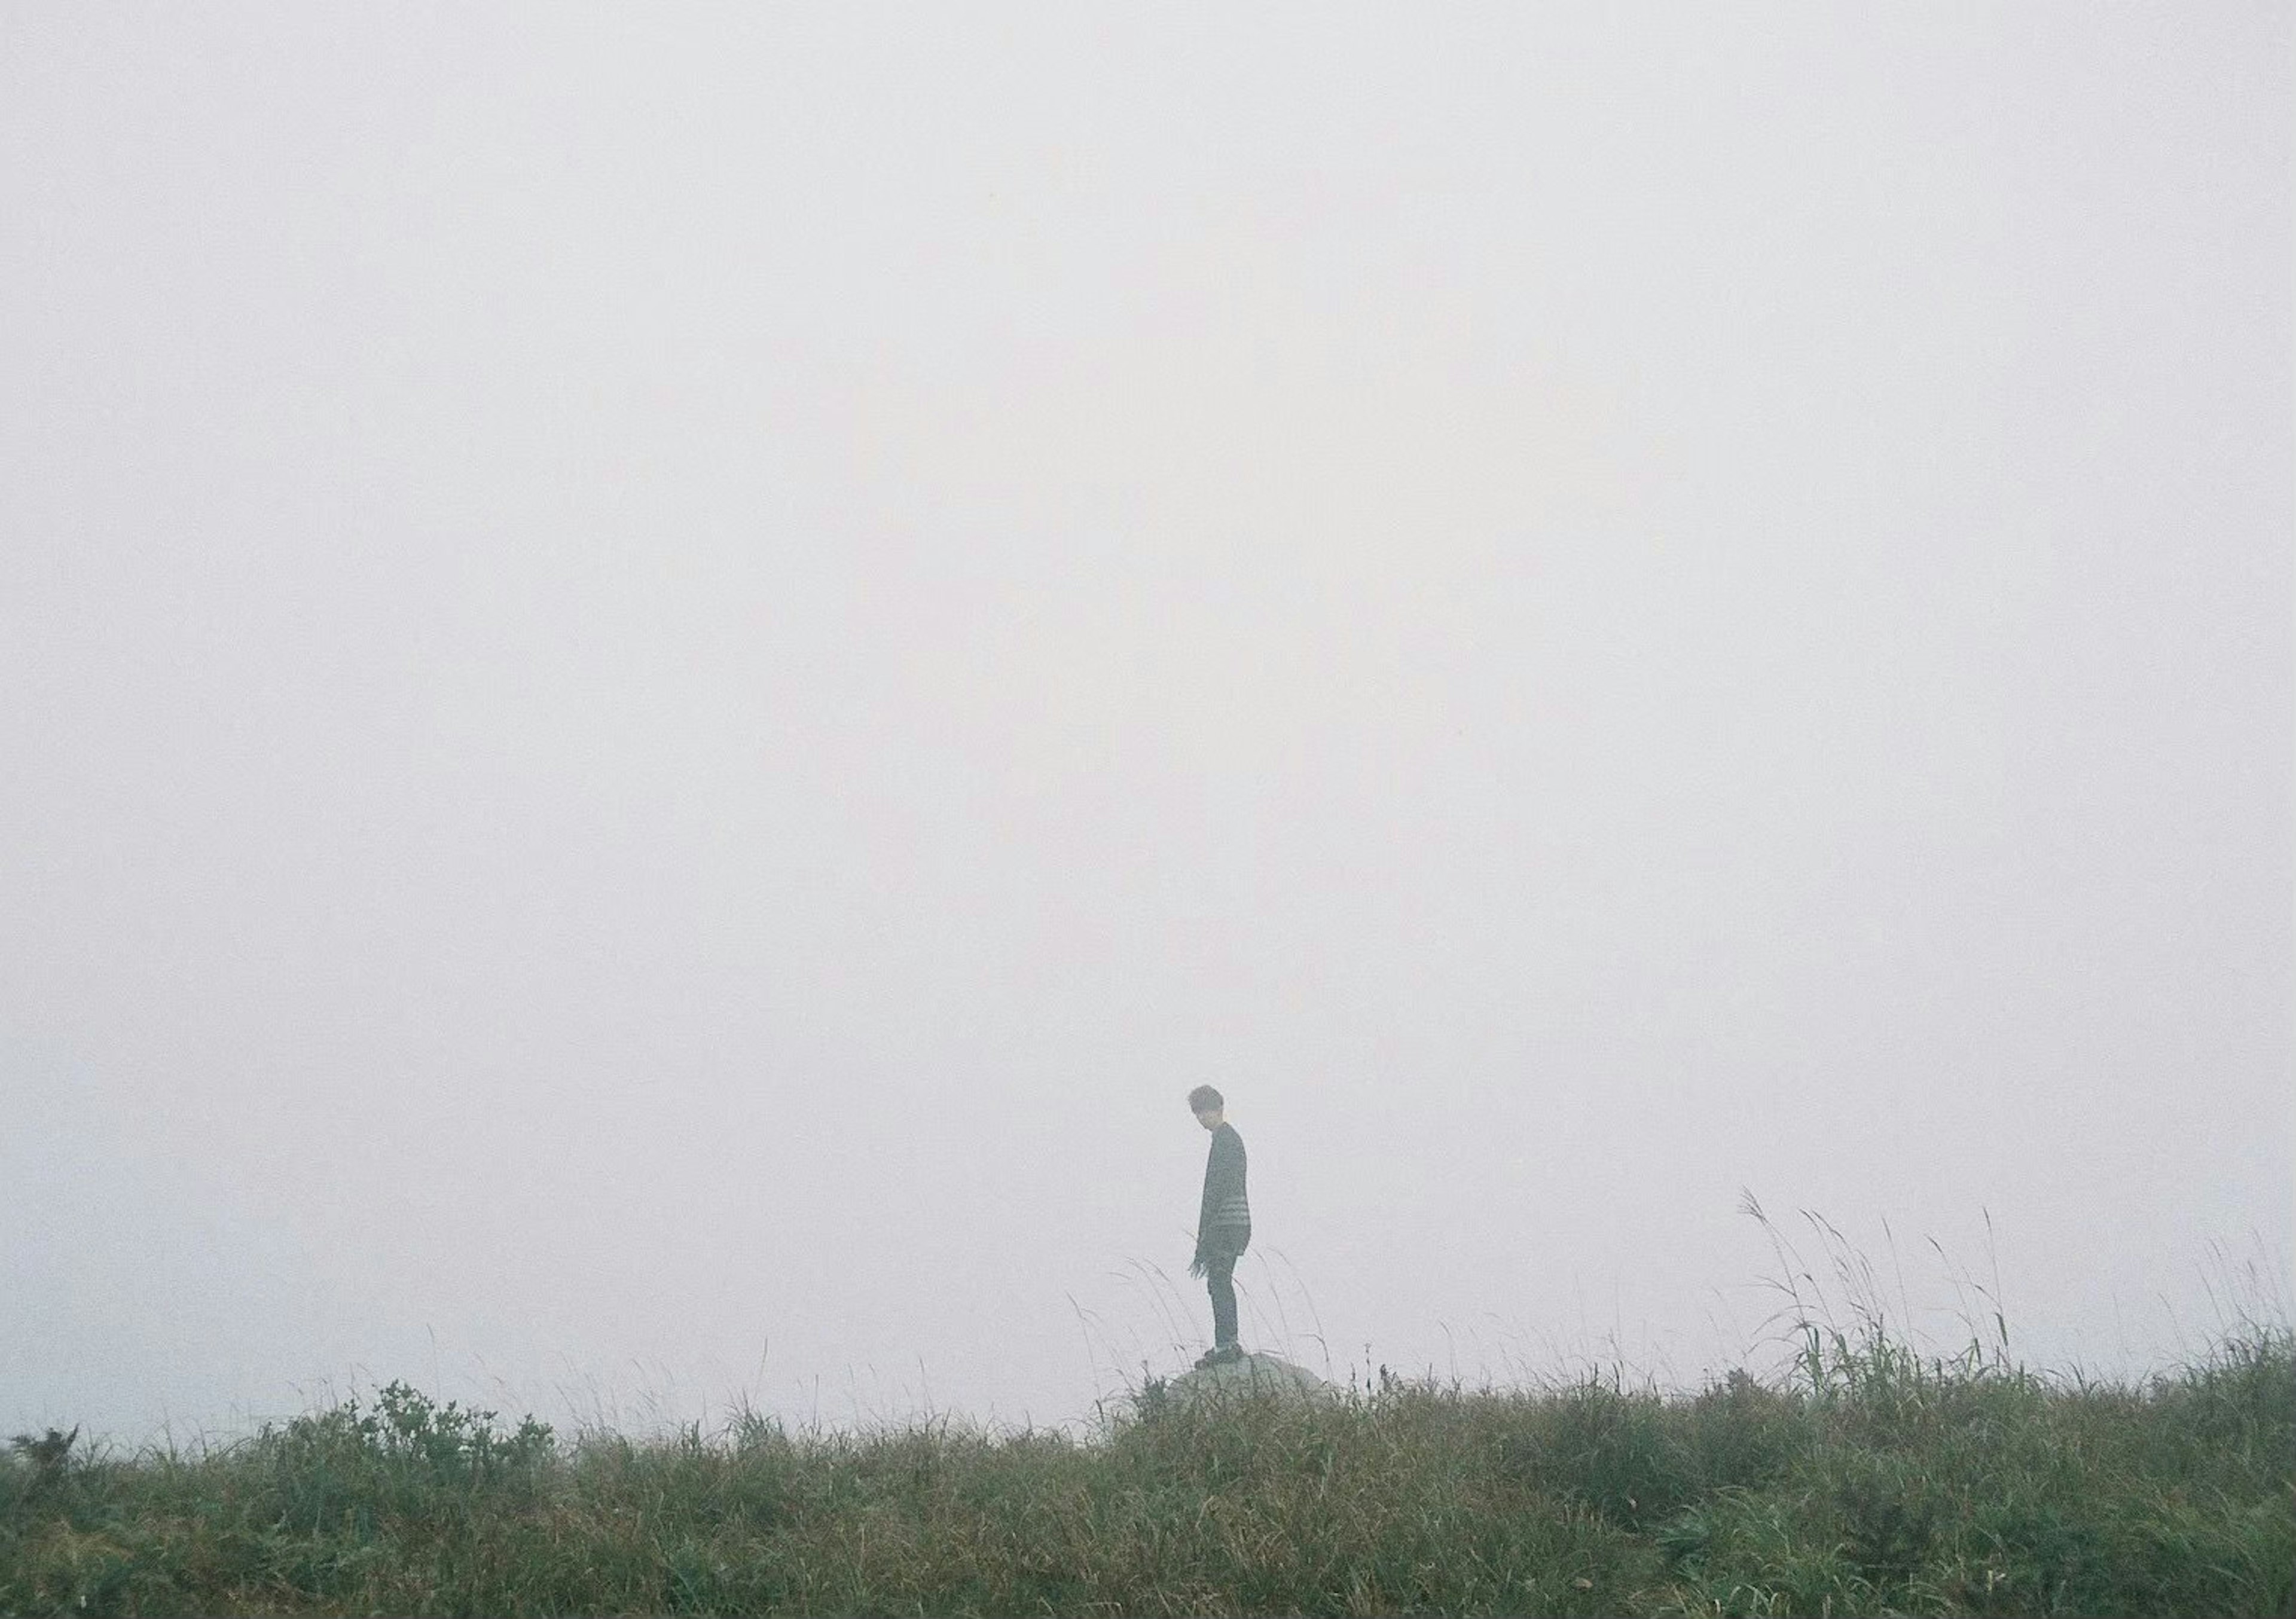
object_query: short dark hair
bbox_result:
[1187,1084,1224,1114]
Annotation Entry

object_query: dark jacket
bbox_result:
[1195,1121,1251,1263]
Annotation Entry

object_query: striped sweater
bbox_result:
[1195,1122,1251,1258]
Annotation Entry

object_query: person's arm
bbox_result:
[1192,1143,1220,1273]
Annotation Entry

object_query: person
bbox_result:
[1186,1083,1251,1368]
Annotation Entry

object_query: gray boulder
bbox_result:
[1146,1352,1337,1416]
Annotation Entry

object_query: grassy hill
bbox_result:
[4,1320,2288,1616]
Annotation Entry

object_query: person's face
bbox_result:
[1195,1108,1223,1131]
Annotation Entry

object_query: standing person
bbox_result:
[1187,1084,1251,1368]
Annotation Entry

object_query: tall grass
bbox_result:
[5,1256,2289,1616]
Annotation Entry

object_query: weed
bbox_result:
[2,1262,2287,1615]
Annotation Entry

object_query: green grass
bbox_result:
[4,1319,2289,1617]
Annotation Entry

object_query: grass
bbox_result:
[5,1222,2290,1615]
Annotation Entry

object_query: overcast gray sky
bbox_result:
[4,5,2288,1445]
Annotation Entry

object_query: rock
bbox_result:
[1147,1353,1338,1415]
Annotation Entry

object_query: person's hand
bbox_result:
[1187,1251,1207,1279]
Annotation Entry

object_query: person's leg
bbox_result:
[1207,1250,1239,1351]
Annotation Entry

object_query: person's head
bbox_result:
[1187,1084,1225,1130]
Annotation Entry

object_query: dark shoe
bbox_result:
[1209,1342,1244,1366]
[1192,1348,1219,1371]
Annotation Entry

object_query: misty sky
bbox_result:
[4,7,2289,1445]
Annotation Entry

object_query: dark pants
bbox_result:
[1204,1250,1239,1348]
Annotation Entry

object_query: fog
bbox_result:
[4,7,2288,1444]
